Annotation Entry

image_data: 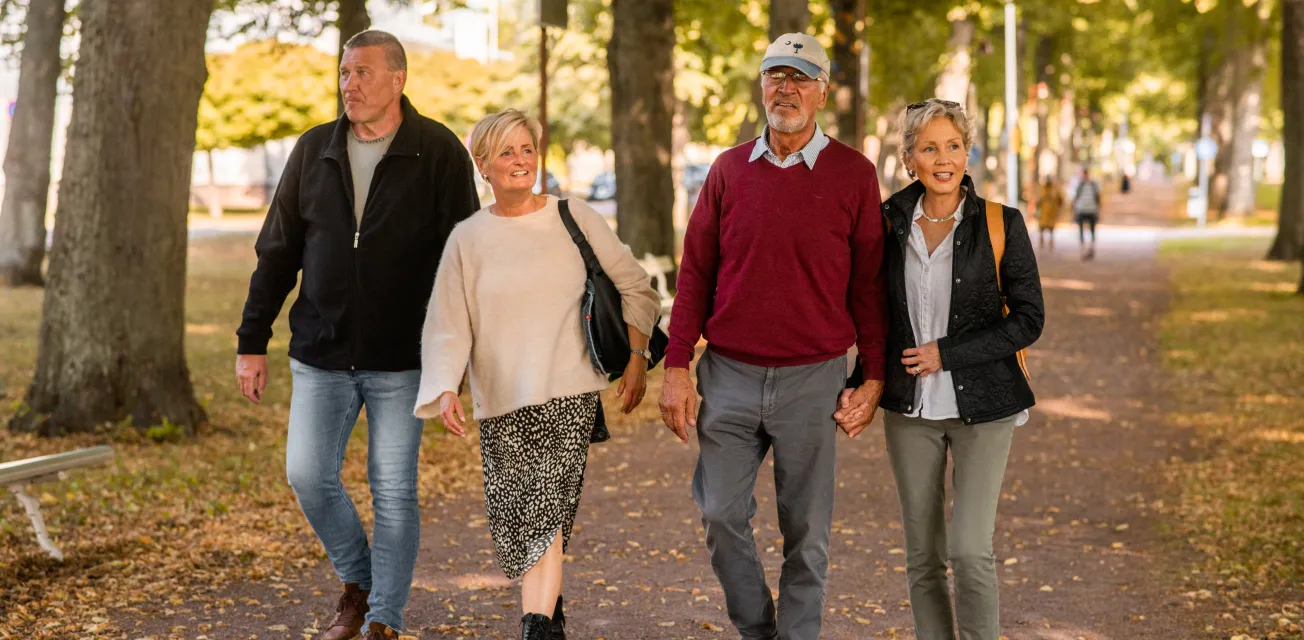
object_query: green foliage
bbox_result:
[146,418,186,443]
[196,40,336,151]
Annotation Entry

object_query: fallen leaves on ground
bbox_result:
[1158,237,1304,638]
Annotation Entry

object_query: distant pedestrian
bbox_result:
[415,109,660,640]
[1037,176,1063,250]
[1072,166,1102,260]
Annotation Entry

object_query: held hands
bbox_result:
[902,342,942,378]
[616,354,649,414]
[833,379,884,438]
[657,367,698,443]
[235,354,268,404]
[437,391,468,437]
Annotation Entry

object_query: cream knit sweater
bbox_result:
[414,196,661,421]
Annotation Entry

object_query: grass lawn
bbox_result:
[0,234,667,637]
[1158,237,1304,605]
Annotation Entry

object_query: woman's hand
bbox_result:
[902,342,943,378]
[616,354,649,414]
[438,391,467,437]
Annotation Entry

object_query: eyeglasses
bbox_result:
[907,99,962,111]
[761,69,822,86]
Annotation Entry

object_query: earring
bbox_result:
[907,169,916,179]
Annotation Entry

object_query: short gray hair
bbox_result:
[343,30,407,72]
[898,99,974,171]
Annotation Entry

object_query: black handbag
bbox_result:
[558,200,670,442]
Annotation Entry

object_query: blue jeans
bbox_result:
[285,358,424,632]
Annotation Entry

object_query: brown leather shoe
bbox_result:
[320,584,370,640]
[361,622,398,640]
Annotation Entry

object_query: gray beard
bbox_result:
[766,111,807,133]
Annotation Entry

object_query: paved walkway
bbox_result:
[118,182,1219,639]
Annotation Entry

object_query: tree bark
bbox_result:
[831,0,864,150]
[609,0,675,264]
[0,0,65,288]
[335,0,371,117]
[10,0,211,436]
[1270,0,1304,265]
[935,13,974,103]
[770,0,811,39]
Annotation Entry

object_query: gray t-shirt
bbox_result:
[347,131,394,226]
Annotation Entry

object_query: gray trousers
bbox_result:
[883,411,1015,640]
[691,349,846,640]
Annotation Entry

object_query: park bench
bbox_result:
[637,253,676,331]
[1,445,115,561]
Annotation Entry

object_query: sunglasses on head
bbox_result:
[907,99,962,111]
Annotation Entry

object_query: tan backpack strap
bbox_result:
[985,199,1031,380]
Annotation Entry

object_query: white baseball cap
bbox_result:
[760,33,830,80]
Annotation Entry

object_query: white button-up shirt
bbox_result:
[905,194,964,420]
[905,192,1029,426]
[749,124,830,169]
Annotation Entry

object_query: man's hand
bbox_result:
[235,354,269,404]
[833,379,884,438]
[657,367,698,443]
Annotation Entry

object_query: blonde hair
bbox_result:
[897,99,975,177]
[468,109,543,178]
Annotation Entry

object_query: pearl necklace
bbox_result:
[920,210,958,223]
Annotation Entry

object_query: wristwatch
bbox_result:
[630,348,653,361]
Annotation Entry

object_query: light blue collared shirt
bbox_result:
[748,124,829,170]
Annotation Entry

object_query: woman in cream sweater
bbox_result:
[414,109,660,640]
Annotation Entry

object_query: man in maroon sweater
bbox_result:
[657,33,888,640]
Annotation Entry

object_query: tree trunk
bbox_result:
[831,0,864,149]
[935,13,974,103]
[1270,0,1304,264]
[968,84,986,195]
[10,0,211,436]
[609,0,675,264]
[1058,90,1075,183]
[1032,36,1052,186]
[770,0,811,39]
[1224,42,1266,217]
[1209,3,1270,219]
[335,0,371,117]
[0,0,65,288]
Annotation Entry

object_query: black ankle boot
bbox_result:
[550,596,566,639]
[521,613,551,640]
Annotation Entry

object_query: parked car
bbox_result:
[588,171,616,201]
[684,163,711,194]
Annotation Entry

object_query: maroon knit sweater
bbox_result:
[664,137,888,380]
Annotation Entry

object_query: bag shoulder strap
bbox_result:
[985,198,1032,380]
[557,199,605,275]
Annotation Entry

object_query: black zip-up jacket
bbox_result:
[236,96,480,371]
[849,175,1044,424]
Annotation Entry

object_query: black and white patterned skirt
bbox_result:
[478,392,599,579]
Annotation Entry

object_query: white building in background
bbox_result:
[0,0,502,214]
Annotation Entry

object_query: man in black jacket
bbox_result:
[234,31,479,640]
